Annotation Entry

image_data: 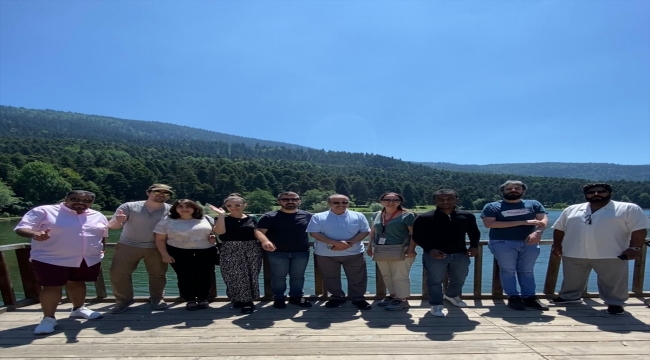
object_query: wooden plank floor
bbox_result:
[0,298,649,359]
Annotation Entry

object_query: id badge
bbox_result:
[378,237,387,245]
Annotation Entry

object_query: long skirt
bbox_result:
[220,240,263,302]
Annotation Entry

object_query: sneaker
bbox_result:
[523,296,549,310]
[288,297,313,308]
[606,305,625,315]
[430,305,446,317]
[444,295,467,308]
[550,296,583,305]
[325,299,346,308]
[273,299,287,309]
[70,306,103,319]
[186,301,198,311]
[378,296,396,306]
[110,299,136,314]
[385,299,409,311]
[507,296,526,311]
[352,300,372,310]
[150,299,168,310]
[197,300,210,309]
[34,317,57,335]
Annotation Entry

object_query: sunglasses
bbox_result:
[69,197,93,204]
[279,198,300,202]
[584,214,592,225]
[226,204,242,208]
[331,201,349,205]
[152,190,172,196]
[381,199,401,203]
[585,190,608,195]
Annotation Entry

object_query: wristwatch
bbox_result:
[627,247,641,251]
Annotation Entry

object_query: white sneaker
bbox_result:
[444,295,467,308]
[430,305,446,317]
[34,317,57,335]
[70,306,103,320]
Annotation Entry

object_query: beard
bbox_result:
[587,194,612,204]
[503,192,523,200]
[281,204,297,210]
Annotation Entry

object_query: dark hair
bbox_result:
[499,180,527,193]
[66,190,96,200]
[433,189,458,199]
[223,193,246,206]
[169,199,204,219]
[277,191,300,200]
[583,183,613,194]
[379,192,405,211]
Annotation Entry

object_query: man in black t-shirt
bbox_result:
[255,191,313,309]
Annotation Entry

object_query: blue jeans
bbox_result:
[488,240,540,298]
[422,252,470,306]
[265,251,310,300]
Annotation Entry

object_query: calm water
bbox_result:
[1,210,649,303]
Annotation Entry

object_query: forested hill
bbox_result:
[0,106,309,150]
[419,162,650,181]
[1,106,649,215]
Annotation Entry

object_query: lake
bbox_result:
[1,210,649,303]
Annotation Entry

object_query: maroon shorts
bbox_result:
[31,260,102,287]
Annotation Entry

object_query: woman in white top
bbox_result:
[154,199,217,310]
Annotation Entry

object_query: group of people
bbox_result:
[13,181,650,335]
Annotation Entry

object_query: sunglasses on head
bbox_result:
[331,201,349,205]
[69,197,93,204]
[152,190,172,196]
[279,198,300,202]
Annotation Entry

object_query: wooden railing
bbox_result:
[1,240,648,310]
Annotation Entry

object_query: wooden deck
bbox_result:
[0,298,649,359]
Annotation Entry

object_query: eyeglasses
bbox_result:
[152,190,172,196]
[584,214,592,225]
[381,199,401,203]
[279,198,300,202]
[585,190,608,195]
[69,197,93,204]
[504,187,523,191]
[226,204,242,208]
[331,201,349,205]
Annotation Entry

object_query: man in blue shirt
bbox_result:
[307,194,372,310]
[481,180,549,311]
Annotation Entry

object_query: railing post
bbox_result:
[0,251,17,306]
[262,256,273,299]
[374,263,386,297]
[491,259,503,296]
[15,247,40,300]
[313,252,325,296]
[94,266,108,299]
[209,268,217,299]
[473,245,483,297]
[632,244,648,294]
[421,267,428,298]
[543,252,562,295]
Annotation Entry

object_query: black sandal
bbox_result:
[197,300,209,309]
[186,301,198,311]
[240,303,255,314]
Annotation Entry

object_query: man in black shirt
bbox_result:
[255,192,313,309]
[412,189,480,317]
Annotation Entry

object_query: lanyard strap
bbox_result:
[381,211,400,236]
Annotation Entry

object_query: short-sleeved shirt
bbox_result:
[111,201,171,248]
[480,200,547,241]
[371,211,415,245]
[154,216,215,249]
[256,210,312,252]
[306,210,371,257]
[218,216,258,242]
[552,201,650,259]
[14,203,108,267]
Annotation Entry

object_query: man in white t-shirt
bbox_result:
[551,183,650,315]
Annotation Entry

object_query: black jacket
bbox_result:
[412,209,481,254]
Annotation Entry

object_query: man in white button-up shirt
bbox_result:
[14,190,109,335]
[551,183,650,315]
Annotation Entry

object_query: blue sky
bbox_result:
[1,0,648,165]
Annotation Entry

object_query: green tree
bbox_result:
[350,179,370,205]
[637,193,650,208]
[245,189,276,213]
[311,201,330,212]
[0,180,20,213]
[15,161,72,206]
[301,189,330,211]
[334,176,351,196]
[402,183,416,208]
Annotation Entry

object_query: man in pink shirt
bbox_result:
[14,190,109,335]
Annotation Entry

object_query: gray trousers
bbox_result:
[559,256,629,306]
[316,253,367,301]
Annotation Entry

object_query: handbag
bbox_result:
[371,211,409,262]
[204,216,221,266]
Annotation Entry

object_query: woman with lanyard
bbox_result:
[367,192,417,310]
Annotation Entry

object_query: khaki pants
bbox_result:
[559,256,628,306]
[316,253,367,301]
[376,257,415,299]
[109,243,168,303]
